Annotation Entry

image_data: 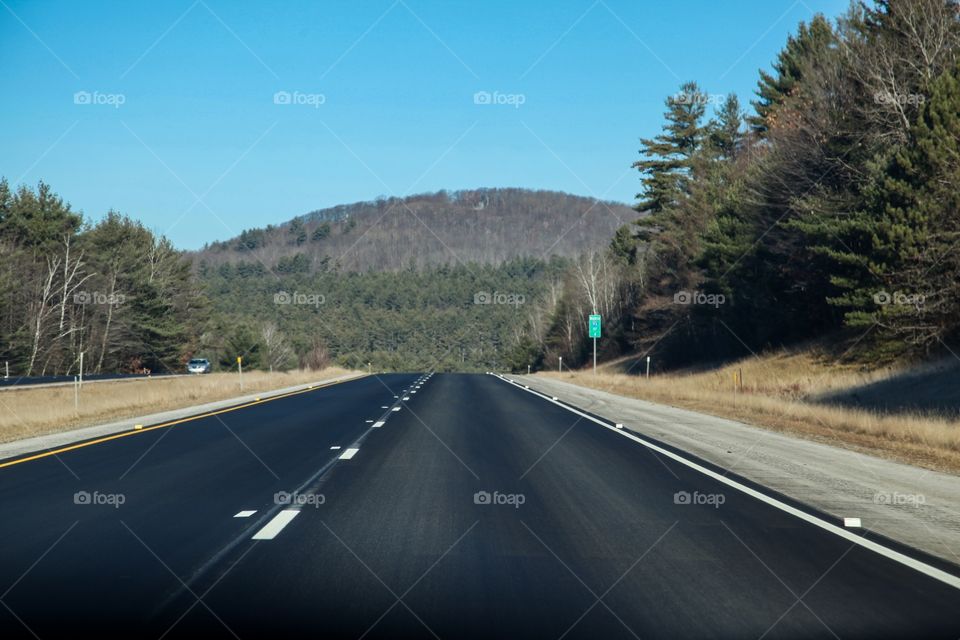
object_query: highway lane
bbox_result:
[158,372,960,639]
[1,372,959,638]
[0,372,420,638]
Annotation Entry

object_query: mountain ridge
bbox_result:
[191,188,635,272]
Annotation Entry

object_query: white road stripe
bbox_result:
[339,447,359,460]
[391,407,401,412]
[251,510,300,540]
[495,374,960,591]
[233,510,256,518]
[373,421,385,428]
[330,446,341,450]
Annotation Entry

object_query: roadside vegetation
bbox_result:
[0,368,353,443]
[540,349,960,473]
[521,0,960,374]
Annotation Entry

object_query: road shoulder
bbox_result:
[515,374,960,566]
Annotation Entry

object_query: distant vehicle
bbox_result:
[187,358,212,374]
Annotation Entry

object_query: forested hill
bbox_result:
[192,189,633,273]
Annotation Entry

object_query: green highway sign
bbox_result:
[588,314,601,338]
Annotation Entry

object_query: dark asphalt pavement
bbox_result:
[0,372,958,639]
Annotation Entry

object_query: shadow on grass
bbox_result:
[814,357,960,418]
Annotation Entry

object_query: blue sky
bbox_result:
[1,0,848,249]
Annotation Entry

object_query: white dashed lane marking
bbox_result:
[251,510,300,540]
[339,448,359,460]
[233,510,256,518]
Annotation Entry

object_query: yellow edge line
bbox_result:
[0,375,366,470]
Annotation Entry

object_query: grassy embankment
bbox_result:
[0,368,356,444]
[540,350,960,473]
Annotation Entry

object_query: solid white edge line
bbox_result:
[251,509,300,540]
[494,374,960,591]
[339,447,359,460]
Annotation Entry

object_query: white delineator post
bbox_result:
[646,356,651,379]
[237,356,244,391]
[558,357,562,373]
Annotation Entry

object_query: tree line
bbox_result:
[532,0,960,372]
[0,179,205,376]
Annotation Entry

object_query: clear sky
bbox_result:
[1,0,848,249]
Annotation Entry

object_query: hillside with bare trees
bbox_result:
[192,189,633,273]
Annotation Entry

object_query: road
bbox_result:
[0,371,182,390]
[0,373,958,639]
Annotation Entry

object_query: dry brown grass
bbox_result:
[0,368,356,444]
[541,351,960,473]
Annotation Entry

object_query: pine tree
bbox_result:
[632,81,707,215]
[749,15,835,136]
[823,60,960,354]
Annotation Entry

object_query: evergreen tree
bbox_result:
[749,15,835,136]
[632,81,707,215]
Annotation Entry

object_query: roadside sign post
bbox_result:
[237,356,243,391]
[588,314,601,375]
[78,351,84,389]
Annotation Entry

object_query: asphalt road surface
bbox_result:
[0,371,180,389]
[0,373,958,639]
